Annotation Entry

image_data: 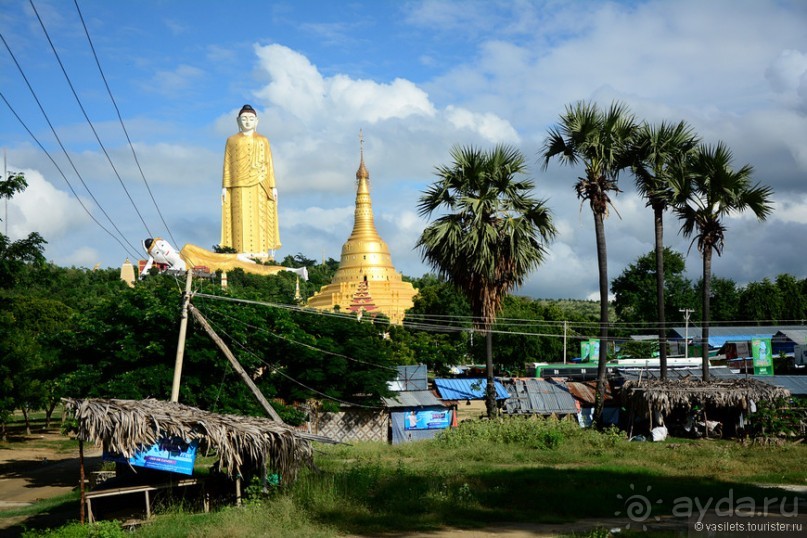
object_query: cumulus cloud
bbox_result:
[6,168,90,241]
[62,246,103,268]
[444,105,520,144]
[282,206,354,231]
[253,44,436,124]
[765,49,807,113]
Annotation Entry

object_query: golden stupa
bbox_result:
[307,140,417,324]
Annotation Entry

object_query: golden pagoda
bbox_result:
[307,137,417,324]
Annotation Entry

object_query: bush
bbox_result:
[749,397,807,439]
[22,520,125,538]
[435,415,580,449]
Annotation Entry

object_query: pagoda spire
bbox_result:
[350,130,375,240]
[307,131,417,324]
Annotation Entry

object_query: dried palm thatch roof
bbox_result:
[64,398,327,482]
[621,378,790,417]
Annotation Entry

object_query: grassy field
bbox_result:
[5,416,807,537]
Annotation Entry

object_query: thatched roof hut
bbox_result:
[621,377,791,420]
[64,398,326,482]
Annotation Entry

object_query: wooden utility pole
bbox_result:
[188,304,284,422]
[171,270,193,402]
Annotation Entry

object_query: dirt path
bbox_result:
[0,432,101,532]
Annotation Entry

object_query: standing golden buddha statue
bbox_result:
[220,104,281,259]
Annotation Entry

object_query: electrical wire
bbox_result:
[0,30,141,257]
[30,0,153,238]
[197,299,400,373]
[200,310,383,409]
[0,90,140,260]
[73,0,179,247]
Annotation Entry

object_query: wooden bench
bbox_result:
[84,478,206,523]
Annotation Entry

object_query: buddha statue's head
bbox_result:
[237,104,258,133]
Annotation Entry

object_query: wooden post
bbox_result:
[171,270,193,402]
[79,439,86,524]
[188,304,284,423]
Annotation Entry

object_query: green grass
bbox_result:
[11,417,807,537]
[0,492,79,521]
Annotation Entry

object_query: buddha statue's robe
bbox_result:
[220,132,280,256]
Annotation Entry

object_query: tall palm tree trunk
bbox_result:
[485,330,496,417]
[654,207,668,380]
[594,212,609,426]
[701,248,712,382]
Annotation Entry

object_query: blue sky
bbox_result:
[1,0,806,300]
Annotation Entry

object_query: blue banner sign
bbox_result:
[104,437,198,476]
[404,410,452,430]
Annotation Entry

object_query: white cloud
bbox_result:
[253,44,436,125]
[147,64,205,95]
[283,206,354,231]
[765,49,807,113]
[444,105,520,144]
[773,195,807,224]
[62,246,103,268]
[7,168,90,241]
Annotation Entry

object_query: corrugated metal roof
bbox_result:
[503,379,577,415]
[753,375,807,396]
[775,330,807,346]
[382,390,444,408]
[434,378,509,401]
[670,325,807,348]
[566,380,616,404]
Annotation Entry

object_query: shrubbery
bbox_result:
[749,397,807,439]
[435,415,581,449]
[22,520,125,538]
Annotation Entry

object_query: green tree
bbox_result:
[630,121,699,379]
[612,248,696,329]
[0,170,27,201]
[491,295,565,370]
[675,143,773,380]
[775,274,805,322]
[541,101,637,422]
[417,144,556,417]
[59,271,398,419]
[699,276,740,323]
[739,278,783,323]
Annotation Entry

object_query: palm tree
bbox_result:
[541,101,637,424]
[674,142,773,381]
[417,144,556,417]
[631,121,699,380]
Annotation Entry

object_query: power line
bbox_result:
[0,90,140,260]
[73,0,179,247]
[30,0,153,238]
[199,309,383,409]
[0,30,141,257]
[196,298,400,372]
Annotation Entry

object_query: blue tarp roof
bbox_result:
[709,335,772,348]
[434,378,509,401]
